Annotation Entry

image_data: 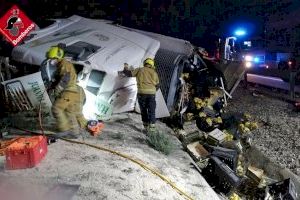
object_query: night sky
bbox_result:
[1,0,300,52]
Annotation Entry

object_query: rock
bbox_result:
[296,168,300,176]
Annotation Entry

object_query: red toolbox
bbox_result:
[5,136,48,170]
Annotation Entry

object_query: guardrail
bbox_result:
[246,72,300,100]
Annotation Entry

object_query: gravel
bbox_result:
[226,85,300,176]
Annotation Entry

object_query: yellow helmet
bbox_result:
[46,46,64,59]
[143,58,155,68]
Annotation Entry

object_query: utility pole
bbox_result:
[290,71,296,99]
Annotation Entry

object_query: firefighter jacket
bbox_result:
[125,65,159,95]
[54,59,78,92]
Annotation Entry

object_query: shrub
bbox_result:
[146,131,174,155]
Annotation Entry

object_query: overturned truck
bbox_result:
[0,15,245,125]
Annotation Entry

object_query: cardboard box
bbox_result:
[207,128,226,145]
[5,136,48,170]
[187,141,209,161]
[246,166,264,184]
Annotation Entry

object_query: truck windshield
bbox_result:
[65,41,101,61]
[86,70,106,96]
[238,38,265,51]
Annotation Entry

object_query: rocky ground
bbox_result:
[0,113,219,200]
[227,85,300,176]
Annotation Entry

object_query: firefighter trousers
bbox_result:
[137,93,156,125]
[52,86,87,133]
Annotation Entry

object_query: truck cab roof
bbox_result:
[12,15,160,74]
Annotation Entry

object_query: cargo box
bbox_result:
[207,128,226,145]
[5,136,48,170]
[246,165,264,184]
[187,141,210,161]
[268,178,297,200]
[204,144,238,170]
[202,155,241,194]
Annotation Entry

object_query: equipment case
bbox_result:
[5,136,48,170]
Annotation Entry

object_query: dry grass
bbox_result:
[146,131,174,155]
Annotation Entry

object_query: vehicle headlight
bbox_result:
[244,55,253,61]
[245,61,252,68]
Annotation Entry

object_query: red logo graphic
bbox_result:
[0,5,35,46]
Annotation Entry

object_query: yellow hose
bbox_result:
[35,83,195,199]
[17,127,196,199]
[60,137,196,200]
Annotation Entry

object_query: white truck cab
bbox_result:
[4,15,170,120]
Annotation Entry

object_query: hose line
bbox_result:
[60,137,196,200]
[13,128,196,200]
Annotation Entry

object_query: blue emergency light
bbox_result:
[234,29,246,36]
[254,57,260,63]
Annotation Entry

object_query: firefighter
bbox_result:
[120,58,159,133]
[46,46,87,133]
[46,45,103,136]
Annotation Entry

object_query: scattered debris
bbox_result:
[228,192,241,200]
[180,130,203,146]
[207,145,238,171]
[252,91,264,97]
[202,155,242,194]
[187,142,209,161]
[207,128,227,146]
[246,166,264,184]
[268,178,298,200]
[178,104,300,199]
[171,70,300,199]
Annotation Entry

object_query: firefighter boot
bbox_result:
[148,123,157,134]
[143,122,149,130]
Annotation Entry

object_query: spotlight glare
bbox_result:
[245,61,252,68]
[245,55,253,61]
